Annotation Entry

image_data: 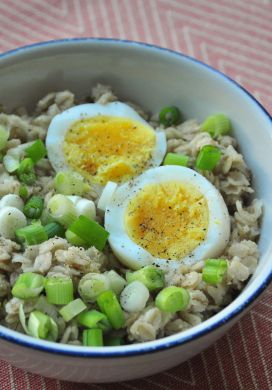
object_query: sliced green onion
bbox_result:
[202,259,228,285]
[54,171,90,196]
[28,311,50,339]
[0,194,24,210]
[97,290,125,330]
[126,265,164,292]
[65,229,86,247]
[0,207,27,239]
[28,310,58,341]
[159,106,181,126]
[3,154,20,173]
[23,196,44,219]
[44,222,65,238]
[104,336,124,346]
[47,194,77,227]
[45,276,73,305]
[163,152,189,167]
[15,224,48,245]
[97,181,118,212]
[17,158,36,185]
[19,185,29,200]
[19,304,29,334]
[120,281,149,312]
[155,286,190,313]
[70,197,96,220]
[12,272,45,299]
[77,310,111,331]
[78,273,109,302]
[104,270,127,295]
[59,298,87,322]
[0,124,9,150]
[25,139,47,163]
[47,317,58,341]
[201,114,231,138]
[195,145,221,171]
[83,328,103,347]
[69,215,109,251]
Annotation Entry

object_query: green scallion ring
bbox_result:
[155,286,190,313]
[59,298,87,322]
[83,328,103,347]
[45,276,74,305]
[195,145,221,171]
[163,152,189,167]
[159,106,181,127]
[201,114,231,138]
[25,139,47,163]
[77,310,111,331]
[12,272,45,299]
[23,196,44,219]
[96,290,125,330]
[202,258,228,285]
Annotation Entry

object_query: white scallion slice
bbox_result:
[120,281,149,312]
[97,181,118,212]
[19,304,30,335]
[59,298,87,322]
[78,273,110,302]
[0,207,27,239]
[47,194,77,227]
[104,270,127,295]
[0,194,24,211]
[3,154,20,173]
[68,196,96,220]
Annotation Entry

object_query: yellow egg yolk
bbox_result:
[63,116,156,185]
[125,181,209,260]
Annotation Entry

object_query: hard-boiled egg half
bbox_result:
[46,102,166,187]
[104,166,230,270]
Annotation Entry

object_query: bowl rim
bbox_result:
[0,37,271,358]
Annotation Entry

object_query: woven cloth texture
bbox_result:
[0,0,271,389]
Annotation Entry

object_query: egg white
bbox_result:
[46,102,166,185]
[104,166,230,270]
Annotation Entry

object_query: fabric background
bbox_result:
[0,0,271,389]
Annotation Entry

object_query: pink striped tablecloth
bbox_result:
[0,1,271,389]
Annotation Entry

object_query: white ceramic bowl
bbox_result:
[0,38,271,383]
